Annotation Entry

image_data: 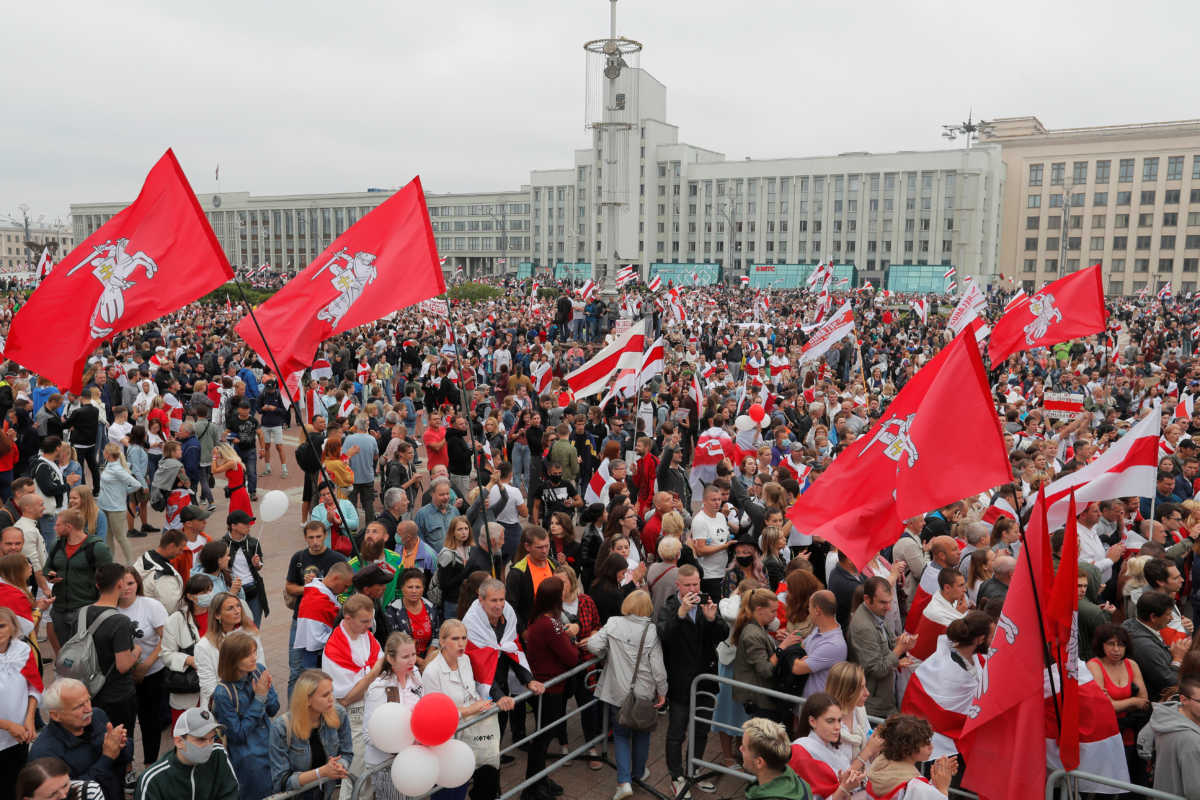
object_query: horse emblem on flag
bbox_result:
[312,248,378,327]
[1023,292,1063,344]
[859,413,919,467]
[66,238,160,338]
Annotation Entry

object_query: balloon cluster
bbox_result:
[733,403,768,433]
[367,693,472,795]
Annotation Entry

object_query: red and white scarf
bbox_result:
[295,578,341,651]
[322,621,381,700]
[463,599,529,697]
[0,578,34,637]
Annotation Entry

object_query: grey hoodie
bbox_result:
[1137,701,1200,798]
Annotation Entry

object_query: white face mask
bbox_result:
[183,739,214,764]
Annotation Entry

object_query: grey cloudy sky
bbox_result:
[2,0,1195,226]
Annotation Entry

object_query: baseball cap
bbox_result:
[180,505,212,522]
[173,707,221,738]
[227,510,256,525]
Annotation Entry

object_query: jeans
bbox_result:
[349,482,376,524]
[198,465,215,505]
[244,583,264,627]
[287,618,304,698]
[667,688,712,779]
[241,448,258,496]
[511,442,530,494]
[38,514,56,555]
[609,704,650,785]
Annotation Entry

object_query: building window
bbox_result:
[1185,258,1199,273]
[1119,159,1135,182]
[1163,235,1177,249]
[1139,213,1154,227]
[1096,160,1111,182]
[1073,161,1088,184]
[1026,216,1040,229]
[1045,259,1058,272]
[1143,157,1159,181]
[1190,212,1200,226]
[1024,237,1038,251]
[1046,237,1060,251]
[1028,195,1042,209]
[1094,192,1108,206]
[1050,163,1065,185]
[1068,236,1081,250]
[1117,191,1131,205]
[1188,235,1200,248]
[1029,164,1044,186]
[1023,258,1037,273]
[1165,212,1179,226]
[1049,194,1063,208]
[1115,213,1130,227]
[1112,258,1126,272]
[1134,259,1149,272]
[1048,216,1062,230]
[1093,214,1107,228]
[1166,189,1181,204]
[1113,236,1128,250]
[1168,156,1184,181]
[1090,236,1105,250]
[1141,190,1156,205]
[1159,258,1174,272]
[1137,235,1152,249]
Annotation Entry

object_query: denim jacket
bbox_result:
[269,704,353,798]
[211,664,280,799]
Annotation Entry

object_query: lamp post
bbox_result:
[941,112,994,149]
[717,197,738,285]
[486,203,510,279]
[1059,180,1074,279]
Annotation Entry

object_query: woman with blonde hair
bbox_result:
[731,588,784,722]
[98,442,143,564]
[363,632,423,800]
[268,669,353,800]
[212,443,253,519]
[67,485,106,541]
[825,661,877,759]
[196,591,261,707]
[713,578,761,764]
[1121,555,1152,619]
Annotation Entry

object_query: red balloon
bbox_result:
[410,693,459,746]
[748,404,765,423]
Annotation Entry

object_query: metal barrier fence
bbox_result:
[265,656,667,800]
[1044,769,1183,800]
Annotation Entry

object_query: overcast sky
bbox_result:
[2,0,1196,227]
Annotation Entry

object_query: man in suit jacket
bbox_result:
[1123,590,1190,700]
[847,577,916,719]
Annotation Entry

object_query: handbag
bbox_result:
[617,620,658,732]
[163,642,200,694]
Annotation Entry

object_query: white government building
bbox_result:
[68,67,1200,295]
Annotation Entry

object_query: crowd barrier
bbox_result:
[1044,769,1183,800]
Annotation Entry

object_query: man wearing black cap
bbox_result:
[223,510,268,625]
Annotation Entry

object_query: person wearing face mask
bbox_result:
[899,611,992,765]
[161,575,213,725]
[135,707,239,800]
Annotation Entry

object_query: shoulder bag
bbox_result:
[617,620,658,732]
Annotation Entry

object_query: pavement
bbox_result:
[83,429,749,800]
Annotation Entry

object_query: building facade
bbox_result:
[71,67,1012,289]
[984,116,1200,295]
[0,222,73,275]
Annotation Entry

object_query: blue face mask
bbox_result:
[194,591,215,610]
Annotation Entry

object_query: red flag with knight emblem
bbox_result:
[236,176,445,380]
[4,149,232,392]
[786,320,1009,568]
[987,263,1106,365]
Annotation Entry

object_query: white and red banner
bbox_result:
[565,318,646,399]
[797,302,854,366]
[911,297,929,325]
[946,278,986,335]
[1042,392,1085,420]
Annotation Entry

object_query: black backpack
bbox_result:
[294,438,320,473]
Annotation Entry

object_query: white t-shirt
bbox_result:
[121,595,169,675]
[691,511,730,580]
[489,484,524,526]
[228,538,255,587]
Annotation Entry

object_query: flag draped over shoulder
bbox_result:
[787,321,1010,568]
[236,176,445,379]
[4,149,232,392]
[988,263,1106,364]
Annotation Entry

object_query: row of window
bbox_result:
[433,237,531,252]
[1027,212,1200,229]
[1029,155,1200,186]
[430,220,528,233]
[1027,188,1200,209]
[428,203,529,216]
[1022,257,1200,274]
[1024,234,1200,251]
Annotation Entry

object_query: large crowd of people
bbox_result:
[2,275,1199,800]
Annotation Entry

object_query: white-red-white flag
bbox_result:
[579,279,597,301]
[647,274,661,293]
[946,278,987,335]
[797,302,854,366]
[565,318,646,399]
[910,297,929,324]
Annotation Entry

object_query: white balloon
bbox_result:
[367,704,413,754]
[258,489,289,522]
[733,414,754,432]
[390,745,439,796]
[431,739,475,788]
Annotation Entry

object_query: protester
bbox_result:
[28,679,129,800]
[268,669,353,800]
[210,631,280,800]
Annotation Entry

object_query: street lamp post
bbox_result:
[486,204,509,279]
[718,197,737,285]
[1060,180,1073,280]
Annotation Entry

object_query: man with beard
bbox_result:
[345,520,404,607]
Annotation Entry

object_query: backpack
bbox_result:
[383,459,406,491]
[294,438,320,473]
[55,607,120,696]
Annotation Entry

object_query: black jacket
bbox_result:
[28,709,130,800]
[446,428,473,475]
[655,593,729,699]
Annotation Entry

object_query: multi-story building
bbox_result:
[72,189,531,281]
[984,115,1200,295]
[71,69,1007,290]
[0,221,73,275]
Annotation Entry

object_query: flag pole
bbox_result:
[1014,498,1063,733]
[440,292,497,577]
[230,279,360,559]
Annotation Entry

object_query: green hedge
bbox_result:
[202,283,277,306]
[448,282,503,302]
